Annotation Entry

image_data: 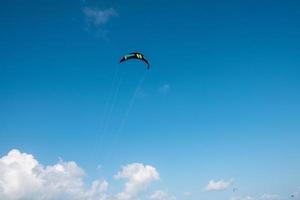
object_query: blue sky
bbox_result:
[1,0,300,199]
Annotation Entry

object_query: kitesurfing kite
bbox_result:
[120,52,150,69]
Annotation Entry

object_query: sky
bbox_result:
[1,0,300,199]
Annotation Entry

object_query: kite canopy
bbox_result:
[120,52,150,69]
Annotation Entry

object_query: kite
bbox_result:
[120,52,150,69]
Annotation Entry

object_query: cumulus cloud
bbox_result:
[114,163,160,200]
[0,149,164,200]
[158,84,170,94]
[204,179,233,191]
[0,149,108,200]
[83,7,118,26]
[149,190,176,200]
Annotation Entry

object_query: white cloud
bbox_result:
[0,149,108,200]
[204,179,233,191]
[149,190,176,200]
[83,7,118,26]
[0,149,165,200]
[114,163,160,200]
[158,84,170,94]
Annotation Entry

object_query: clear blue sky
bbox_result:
[1,0,300,199]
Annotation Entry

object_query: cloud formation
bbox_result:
[0,149,161,200]
[83,7,118,26]
[204,179,233,191]
[114,163,160,200]
[0,149,108,200]
[149,190,176,200]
